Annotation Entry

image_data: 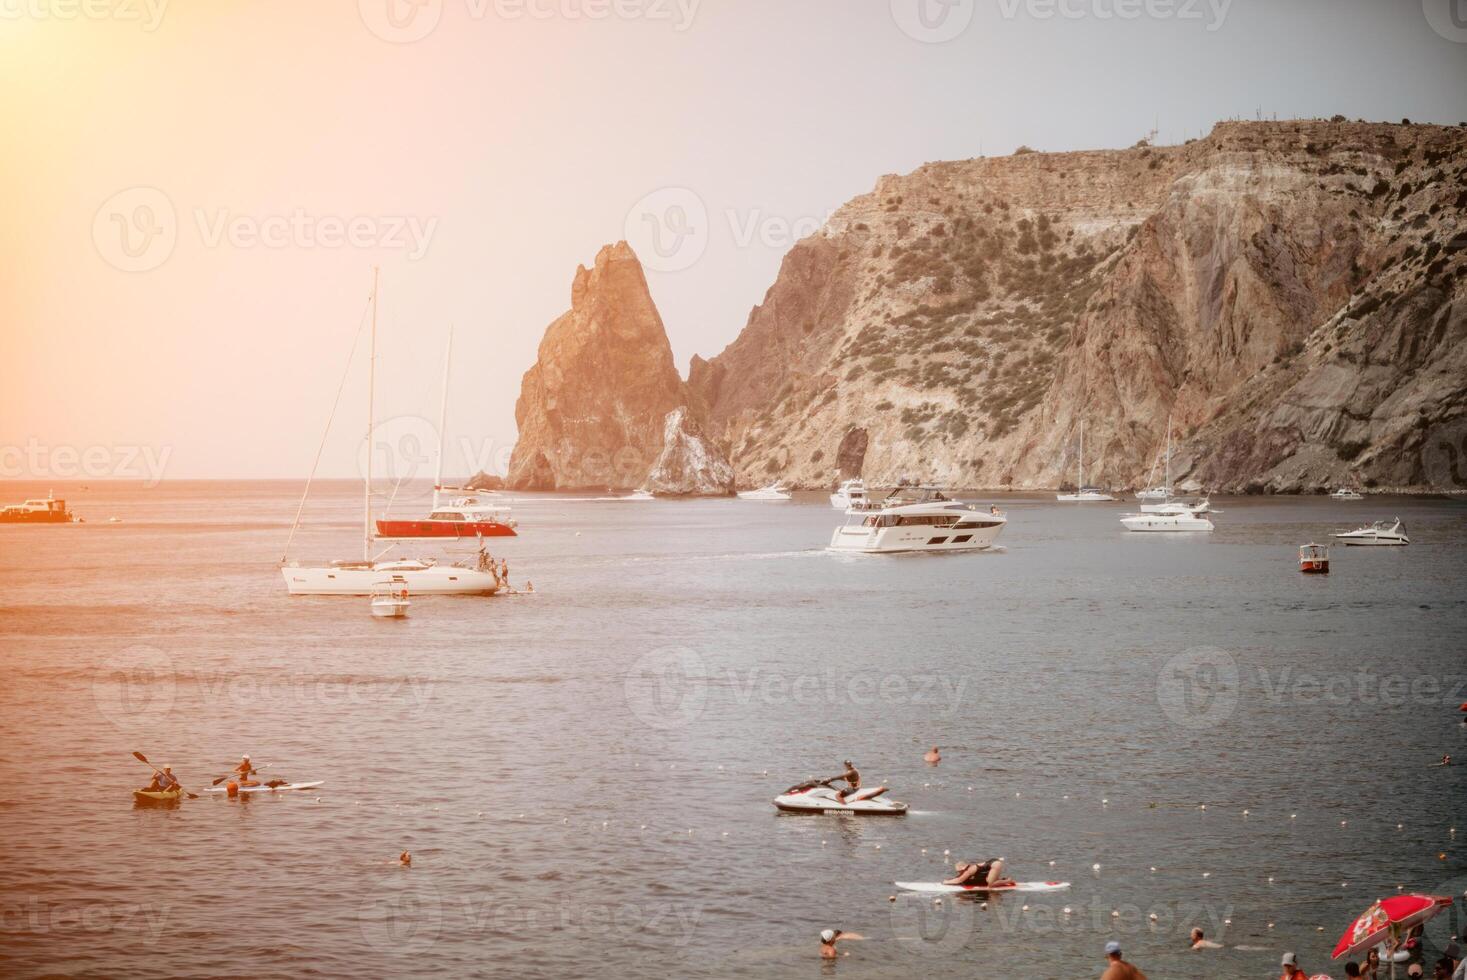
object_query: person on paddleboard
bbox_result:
[833,761,860,803]
[819,928,863,959]
[943,858,1011,888]
[233,755,258,785]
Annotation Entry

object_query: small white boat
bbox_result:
[830,485,1006,553]
[370,582,410,618]
[1139,497,1213,514]
[1135,487,1171,500]
[1333,518,1409,546]
[1330,487,1364,501]
[738,482,792,501]
[1056,420,1115,501]
[829,478,873,510]
[623,488,655,501]
[1120,511,1214,532]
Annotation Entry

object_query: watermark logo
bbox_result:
[93,187,176,273]
[623,646,708,729]
[1156,646,1239,730]
[0,0,169,31]
[0,898,171,941]
[889,892,980,954]
[625,187,708,273]
[358,0,444,43]
[1423,0,1467,42]
[0,438,172,485]
[1421,415,1467,490]
[359,871,443,953]
[92,644,177,735]
[360,415,442,503]
[890,0,974,43]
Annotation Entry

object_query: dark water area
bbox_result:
[1,480,1464,978]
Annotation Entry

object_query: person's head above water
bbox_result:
[1190,928,1202,940]
[820,929,836,943]
[1104,940,1122,959]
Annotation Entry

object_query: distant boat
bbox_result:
[1299,543,1330,573]
[1119,511,1214,532]
[370,582,411,618]
[1136,417,1176,500]
[1333,518,1409,546]
[738,482,792,501]
[830,478,872,510]
[1329,487,1364,500]
[623,488,655,500]
[0,491,77,524]
[1056,420,1116,501]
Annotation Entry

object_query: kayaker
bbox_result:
[156,766,179,791]
[833,761,860,802]
[944,858,1011,888]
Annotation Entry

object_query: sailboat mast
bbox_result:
[365,267,378,562]
[433,326,453,510]
[1079,419,1084,489]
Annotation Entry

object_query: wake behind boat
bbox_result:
[829,485,1006,553]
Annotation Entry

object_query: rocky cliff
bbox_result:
[506,242,733,493]
[687,119,1467,492]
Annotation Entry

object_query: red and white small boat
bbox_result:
[1299,542,1330,574]
[375,490,516,540]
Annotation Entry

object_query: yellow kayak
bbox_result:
[133,788,182,804]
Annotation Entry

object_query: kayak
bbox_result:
[133,788,183,804]
[895,880,1071,894]
[204,780,324,795]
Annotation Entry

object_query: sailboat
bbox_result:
[279,271,504,596]
[373,326,517,540]
[1136,425,1172,500]
[1056,420,1116,501]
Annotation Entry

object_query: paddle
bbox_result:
[132,750,198,799]
[211,764,270,787]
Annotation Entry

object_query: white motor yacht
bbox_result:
[1139,497,1214,515]
[738,482,792,501]
[1135,486,1171,500]
[1119,511,1215,532]
[1333,518,1409,546]
[829,478,873,511]
[1329,487,1364,501]
[829,485,1007,553]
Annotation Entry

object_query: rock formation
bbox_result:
[505,242,733,492]
[685,119,1467,492]
[643,408,735,495]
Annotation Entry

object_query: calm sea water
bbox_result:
[1,481,1464,979]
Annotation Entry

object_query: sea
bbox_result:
[0,480,1464,979]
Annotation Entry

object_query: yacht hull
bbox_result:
[1120,514,1214,532]
[828,520,1005,554]
[281,564,501,595]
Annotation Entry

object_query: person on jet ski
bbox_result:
[832,760,860,802]
[943,857,1012,888]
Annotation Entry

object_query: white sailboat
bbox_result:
[280,270,504,596]
[1056,420,1116,501]
[1136,419,1174,500]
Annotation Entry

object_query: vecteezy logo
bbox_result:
[888,892,979,955]
[889,0,974,43]
[92,644,177,733]
[92,187,177,272]
[359,415,441,501]
[623,647,708,729]
[1421,415,1467,491]
[1422,0,1467,42]
[1156,646,1240,730]
[358,872,443,953]
[623,188,708,273]
[358,0,443,43]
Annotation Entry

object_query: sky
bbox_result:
[2,0,1465,481]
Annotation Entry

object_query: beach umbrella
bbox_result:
[1331,894,1454,977]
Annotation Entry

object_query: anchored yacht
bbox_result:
[1329,487,1364,501]
[829,478,873,511]
[738,482,792,501]
[1056,420,1116,501]
[1333,518,1409,546]
[1119,511,1215,532]
[829,485,1006,553]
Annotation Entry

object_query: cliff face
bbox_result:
[689,120,1467,492]
[506,242,733,492]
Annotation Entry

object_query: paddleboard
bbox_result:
[895,880,1071,894]
[205,780,324,795]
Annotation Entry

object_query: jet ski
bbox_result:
[772,778,908,815]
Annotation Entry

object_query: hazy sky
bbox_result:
[2,0,1464,481]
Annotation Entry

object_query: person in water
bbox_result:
[924,746,941,764]
[833,761,860,802]
[1188,928,1221,950]
[944,858,1011,888]
[819,928,863,959]
[1101,941,1148,980]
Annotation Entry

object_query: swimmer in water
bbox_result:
[1190,928,1222,950]
[399,851,411,867]
[819,928,863,959]
[924,746,941,764]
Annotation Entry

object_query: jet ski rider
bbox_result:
[833,760,860,803]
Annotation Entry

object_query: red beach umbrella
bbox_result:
[1331,894,1455,963]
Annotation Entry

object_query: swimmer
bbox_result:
[924,746,941,764]
[819,928,863,959]
[1189,928,1222,950]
